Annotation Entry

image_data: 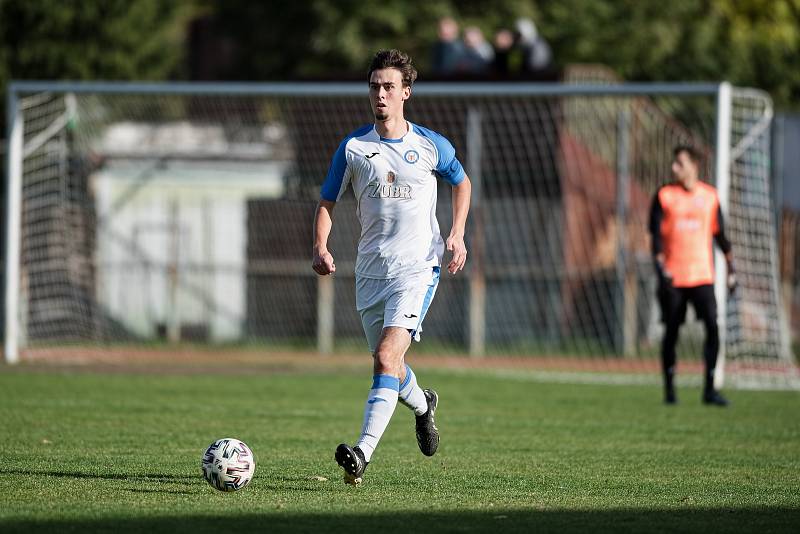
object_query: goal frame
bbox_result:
[0,80,751,383]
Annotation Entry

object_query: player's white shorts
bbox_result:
[356,266,441,353]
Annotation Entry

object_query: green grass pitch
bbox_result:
[1,364,798,533]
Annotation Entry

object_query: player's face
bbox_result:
[671,151,699,188]
[369,68,410,122]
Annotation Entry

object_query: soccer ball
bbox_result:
[201,438,256,492]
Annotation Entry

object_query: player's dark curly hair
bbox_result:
[673,144,703,165]
[368,49,418,88]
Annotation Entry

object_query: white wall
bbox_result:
[93,159,286,341]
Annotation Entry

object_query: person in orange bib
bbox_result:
[648,145,736,406]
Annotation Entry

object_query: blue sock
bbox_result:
[398,365,428,416]
[355,374,399,462]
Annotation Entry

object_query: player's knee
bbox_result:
[705,321,719,343]
[372,348,402,376]
[664,322,681,341]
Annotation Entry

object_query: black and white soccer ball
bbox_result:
[201,438,256,492]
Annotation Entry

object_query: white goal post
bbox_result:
[4,80,795,389]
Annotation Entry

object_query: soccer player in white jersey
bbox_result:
[312,49,472,485]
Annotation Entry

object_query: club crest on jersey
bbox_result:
[403,150,419,164]
[387,171,396,183]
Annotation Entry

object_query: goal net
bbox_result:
[5,81,796,389]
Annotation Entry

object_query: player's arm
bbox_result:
[713,204,736,291]
[312,200,337,275]
[648,190,671,284]
[314,137,350,276]
[446,175,471,274]
[426,128,471,275]
[713,204,733,257]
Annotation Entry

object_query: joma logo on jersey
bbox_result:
[367,180,412,199]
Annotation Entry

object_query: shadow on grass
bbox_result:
[1,468,337,495]
[2,508,799,534]
[124,488,195,495]
[1,468,196,484]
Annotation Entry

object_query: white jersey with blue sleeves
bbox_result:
[321,122,465,279]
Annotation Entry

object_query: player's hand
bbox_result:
[312,250,336,275]
[654,257,673,289]
[727,260,737,294]
[446,234,467,274]
[727,273,737,294]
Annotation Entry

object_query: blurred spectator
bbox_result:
[431,17,464,76]
[460,26,494,75]
[491,28,516,78]
[515,17,552,74]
